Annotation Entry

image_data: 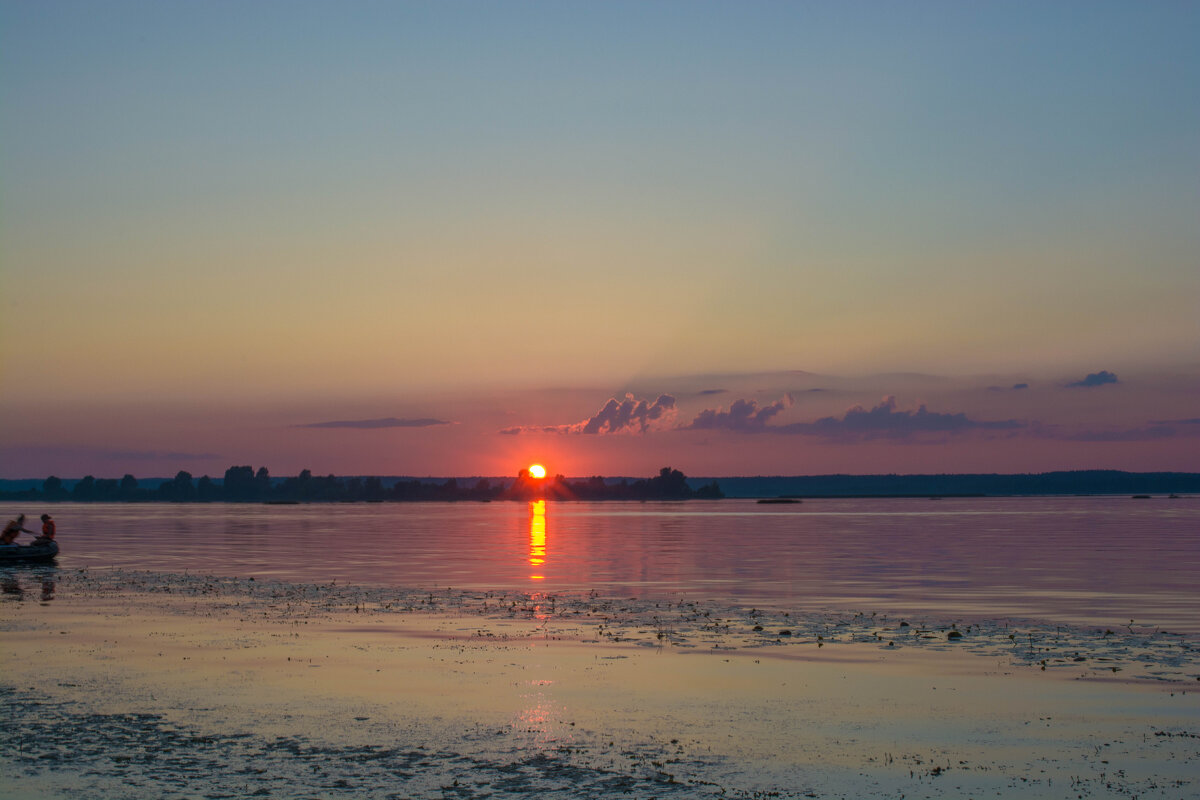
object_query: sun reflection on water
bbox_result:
[528,500,546,581]
[513,686,575,749]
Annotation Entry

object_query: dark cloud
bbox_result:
[501,394,676,435]
[1067,370,1119,388]
[697,389,727,396]
[1150,417,1200,425]
[988,382,1030,392]
[300,417,451,429]
[682,395,1022,441]
[778,396,1023,440]
[1013,383,1029,390]
[682,395,793,432]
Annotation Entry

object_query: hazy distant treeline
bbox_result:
[702,470,1200,497]
[0,467,723,503]
[3,469,1193,503]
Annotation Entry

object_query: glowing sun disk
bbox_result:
[529,464,546,479]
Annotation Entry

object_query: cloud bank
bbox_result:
[683,395,1023,441]
[1067,370,1119,388]
[300,417,451,429]
[500,394,676,435]
[779,396,1023,440]
[682,395,793,431]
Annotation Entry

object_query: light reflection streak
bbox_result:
[528,499,546,581]
[513,691,574,748]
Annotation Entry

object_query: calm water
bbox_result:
[4,497,1197,632]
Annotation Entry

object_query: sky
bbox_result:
[1,0,1198,480]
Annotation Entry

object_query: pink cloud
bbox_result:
[500,394,676,435]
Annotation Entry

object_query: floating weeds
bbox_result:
[26,568,1200,685]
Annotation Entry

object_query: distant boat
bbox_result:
[0,540,59,563]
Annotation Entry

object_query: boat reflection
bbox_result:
[0,566,57,602]
[528,500,546,581]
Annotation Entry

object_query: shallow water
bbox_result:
[3,496,1197,632]
[3,570,1198,800]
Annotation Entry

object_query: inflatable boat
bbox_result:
[0,540,59,563]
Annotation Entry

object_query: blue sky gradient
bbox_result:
[2,1,1197,476]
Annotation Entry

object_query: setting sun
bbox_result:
[528,464,546,479]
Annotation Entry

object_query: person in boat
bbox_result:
[2,514,32,545]
[32,514,56,545]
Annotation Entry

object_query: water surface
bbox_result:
[5,496,1196,632]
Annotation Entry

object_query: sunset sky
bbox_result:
[2,1,1197,480]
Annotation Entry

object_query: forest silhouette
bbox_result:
[0,467,724,503]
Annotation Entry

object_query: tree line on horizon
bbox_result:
[509,466,723,500]
[0,466,723,503]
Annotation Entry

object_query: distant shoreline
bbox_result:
[1,469,1197,501]
[697,470,1200,498]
